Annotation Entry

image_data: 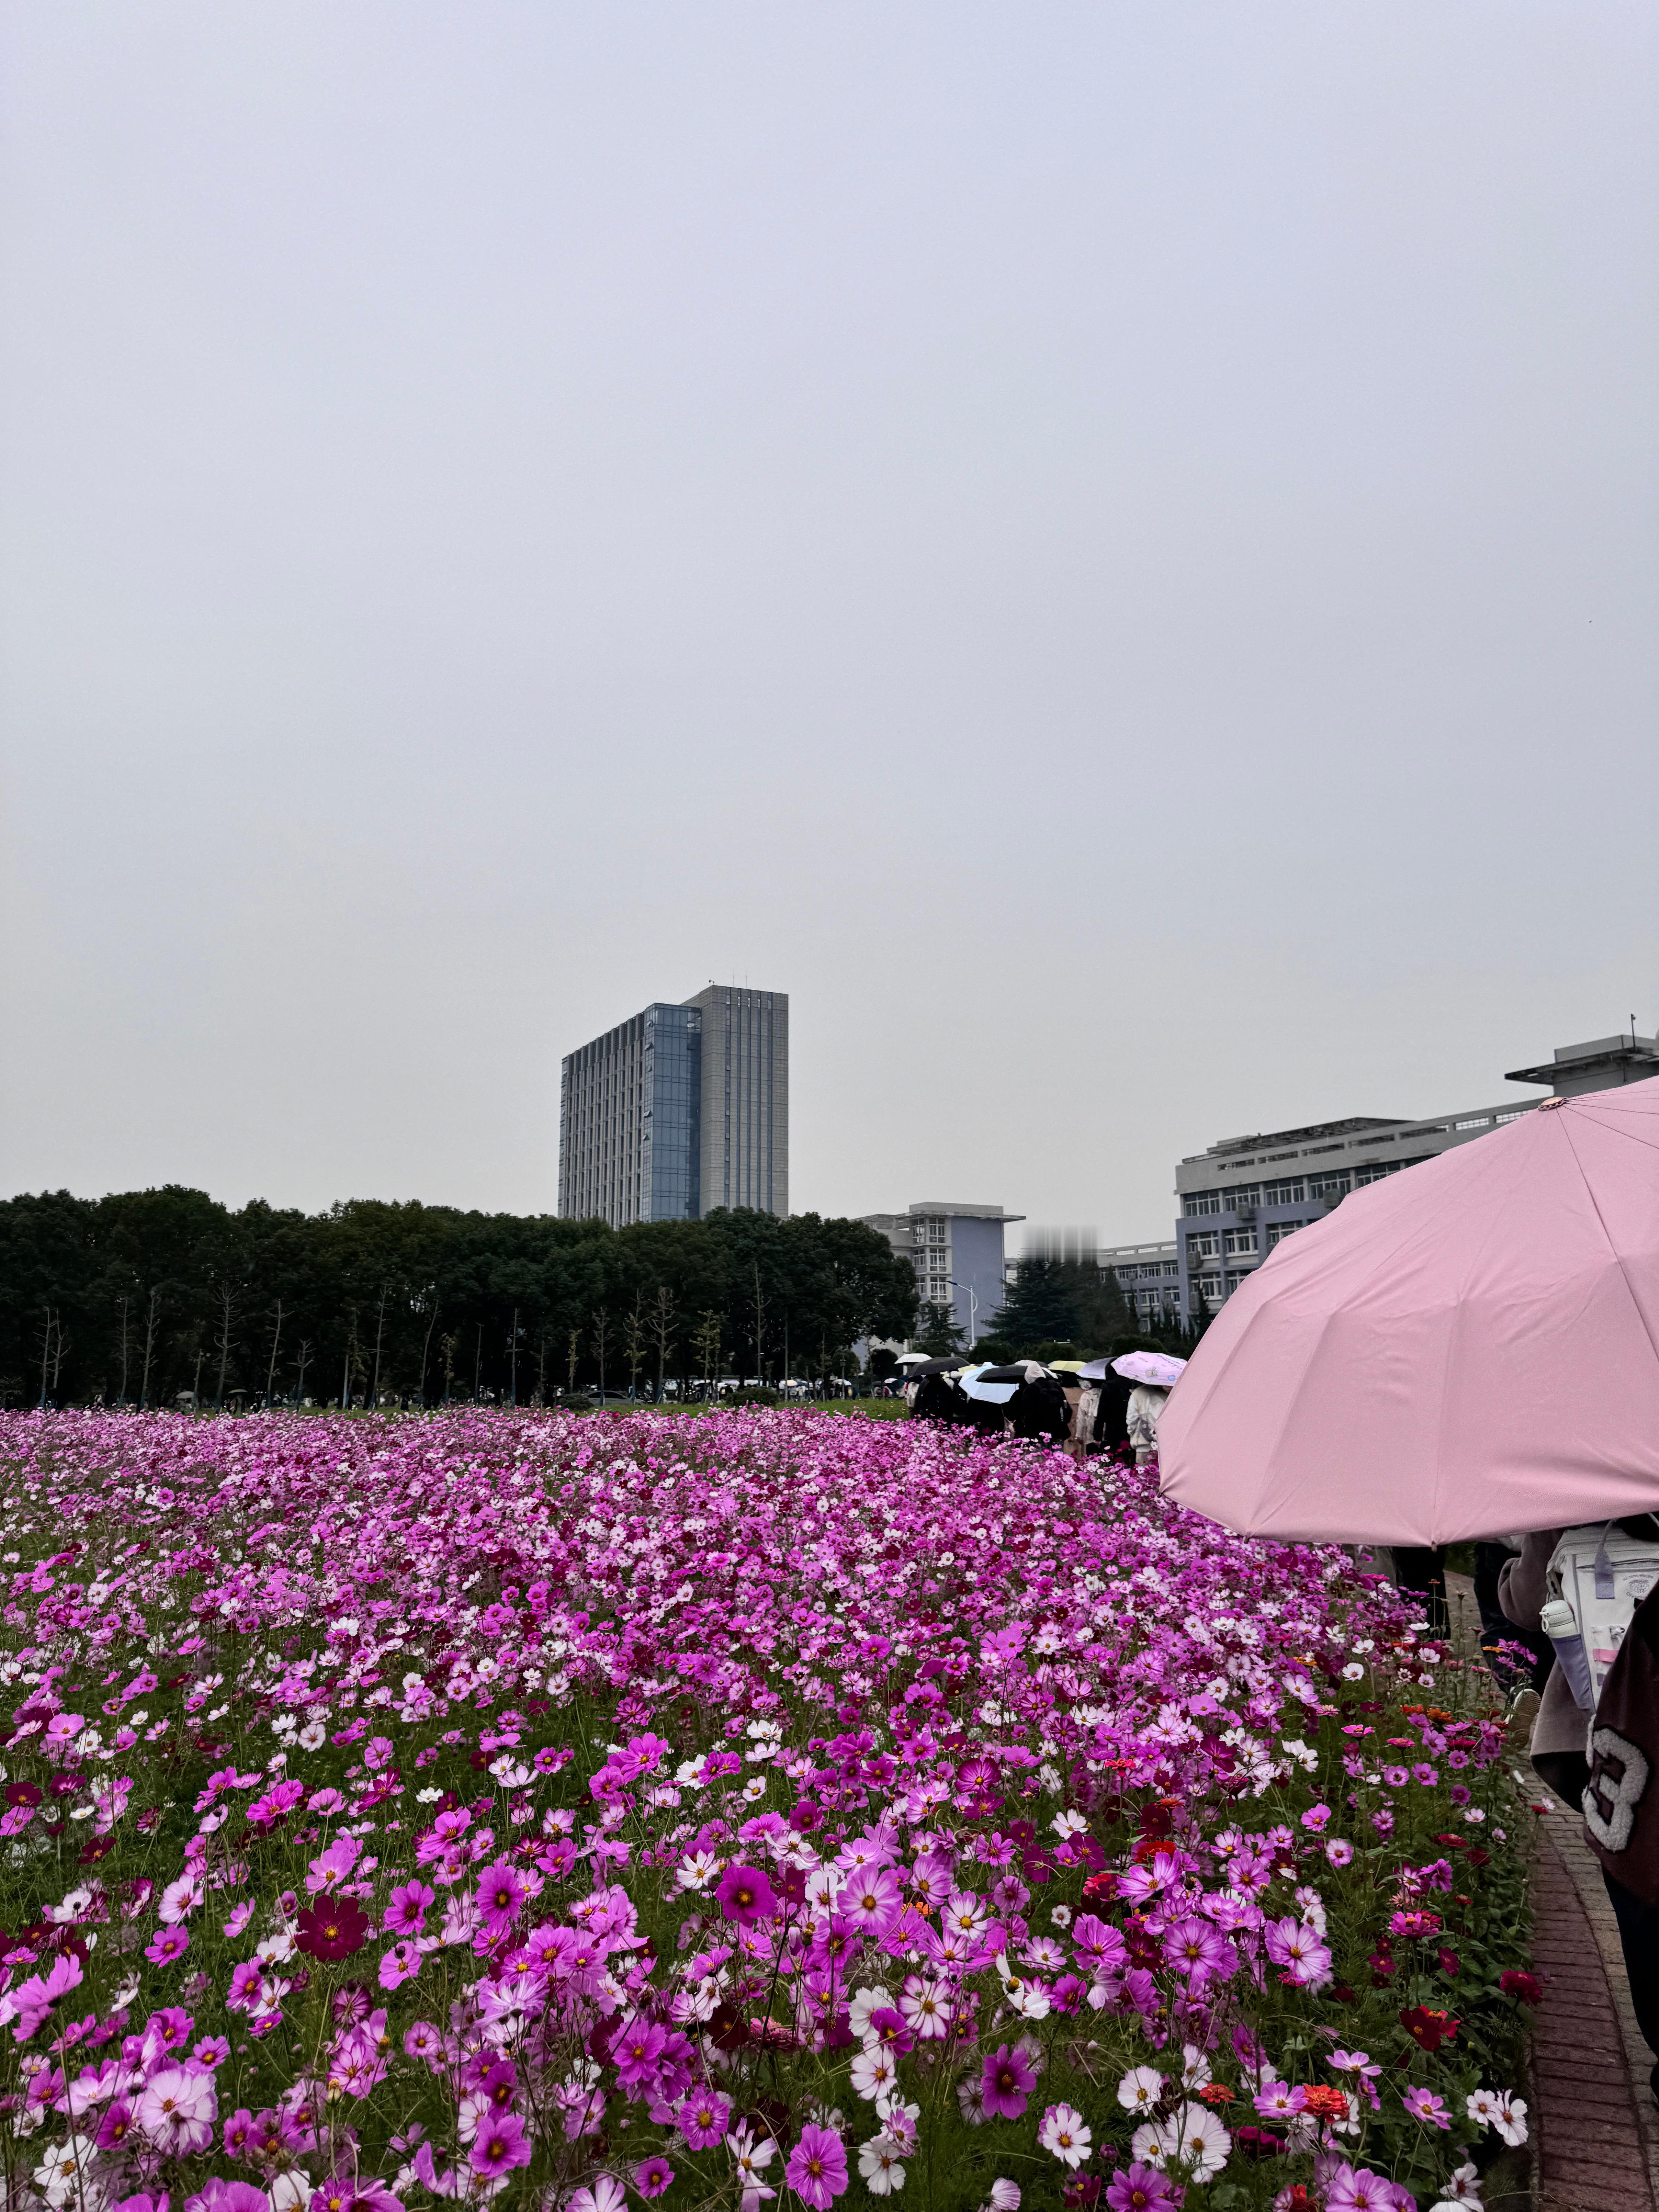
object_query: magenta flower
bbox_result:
[468,2114,531,2178]
[613,2019,668,2091]
[1104,2167,1179,2212]
[678,2089,733,2149]
[632,2157,675,2198]
[715,1864,778,1925]
[382,1879,434,1936]
[378,1941,422,1991]
[1403,2085,1451,2130]
[981,2043,1037,2120]
[145,1924,189,1966]
[784,2124,847,2209]
[474,1861,527,1934]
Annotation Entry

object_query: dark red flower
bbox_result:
[295,1899,369,1961]
[1500,1969,1543,2005]
[5,1783,41,1808]
[1399,2004,1460,2052]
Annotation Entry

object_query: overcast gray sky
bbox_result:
[3,2,1655,1248]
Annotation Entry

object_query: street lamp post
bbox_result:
[948,1278,979,1352]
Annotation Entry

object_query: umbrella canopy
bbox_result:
[1048,1359,1087,1375]
[1159,1080,1659,1545]
[957,1363,1018,1404]
[894,1352,933,1367]
[1111,1352,1188,1389]
[901,1356,965,1378]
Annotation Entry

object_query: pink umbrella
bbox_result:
[1158,1078,1659,1544]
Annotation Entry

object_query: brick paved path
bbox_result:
[1531,1819,1658,2210]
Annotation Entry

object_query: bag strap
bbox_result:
[1595,1521,1618,1602]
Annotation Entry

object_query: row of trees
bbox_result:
[0,1188,921,1409]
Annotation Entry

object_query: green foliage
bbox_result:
[0,1192,918,1409]
[993,1257,1130,1356]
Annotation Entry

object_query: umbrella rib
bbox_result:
[1559,1113,1659,1379]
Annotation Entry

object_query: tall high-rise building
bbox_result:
[558,986,788,1228]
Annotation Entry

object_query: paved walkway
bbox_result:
[1442,1573,1659,2210]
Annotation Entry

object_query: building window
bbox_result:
[1262,1178,1305,1206]
[1266,1220,1300,1248]
[1454,1118,1490,1131]
[1187,1231,1220,1259]
[1199,1276,1223,1303]
[1224,1228,1257,1256]
[1185,1194,1222,1217]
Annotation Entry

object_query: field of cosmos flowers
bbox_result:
[0,1410,1539,2212]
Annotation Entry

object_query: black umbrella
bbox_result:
[973,1363,1051,1384]
[902,1357,965,1378]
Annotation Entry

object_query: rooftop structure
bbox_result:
[861,1201,1023,1348]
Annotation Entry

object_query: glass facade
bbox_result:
[560,989,787,1228]
[644,1005,702,1222]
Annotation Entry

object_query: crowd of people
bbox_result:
[902,1350,1178,1463]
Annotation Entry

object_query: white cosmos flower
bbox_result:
[1037,2104,1092,2169]
[849,2048,898,2103]
[857,2135,907,2195]
[848,1986,895,2040]
[1118,2066,1166,2113]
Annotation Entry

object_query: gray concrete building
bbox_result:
[1171,1027,1659,1321]
[861,1201,1023,1348]
[1099,1240,1182,1324]
[558,985,788,1228]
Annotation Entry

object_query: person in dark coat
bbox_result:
[1008,1369,1069,1446]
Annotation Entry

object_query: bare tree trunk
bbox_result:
[214,1285,235,1412]
[34,1308,54,1411]
[263,1300,285,1407]
[752,1262,766,1386]
[473,1322,483,1401]
[293,1339,313,1406]
[623,1296,644,1400]
[508,1307,520,1407]
[49,1317,69,1400]
[369,1285,389,1409]
[591,1309,609,1402]
[533,1337,547,1406]
[566,1328,580,1398]
[648,1285,677,1400]
[116,1298,133,1407]
[418,1288,441,1408]
[138,1288,161,1410]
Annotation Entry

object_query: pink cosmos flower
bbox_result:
[473,1862,527,1934]
[1105,2166,1178,2212]
[784,2124,848,2210]
[1326,1838,1355,1869]
[469,2114,531,2178]
[383,1881,434,1936]
[613,2020,668,2092]
[1262,1917,1333,1988]
[1403,2086,1450,2130]
[678,2090,733,2150]
[136,2066,218,2155]
[633,2157,675,2198]
[1322,2165,1401,2212]
[842,1866,903,1936]
[981,2044,1037,2121]
[378,1942,422,1991]
[146,1925,190,1966]
[716,1865,778,1925]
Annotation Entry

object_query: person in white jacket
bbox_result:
[1125,1383,1169,1465]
